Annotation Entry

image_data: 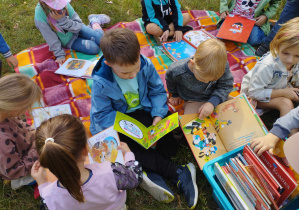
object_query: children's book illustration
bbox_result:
[32,104,72,128]
[55,58,96,78]
[216,14,255,43]
[183,29,215,48]
[114,112,179,149]
[88,126,124,164]
[179,94,267,169]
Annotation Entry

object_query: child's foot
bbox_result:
[175,163,198,209]
[140,171,174,203]
[88,14,111,28]
[153,36,162,46]
[255,43,269,57]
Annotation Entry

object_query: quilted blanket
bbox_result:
[14,10,258,135]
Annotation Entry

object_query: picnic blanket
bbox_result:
[14,10,258,135]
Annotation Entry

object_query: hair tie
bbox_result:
[45,138,54,143]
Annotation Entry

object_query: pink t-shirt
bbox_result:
[39,152,135,210]
[232,0,261,19]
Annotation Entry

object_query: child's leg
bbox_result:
[257,97,294,117]
[247,26,266,46]
[78,25,104,46]
[183,101,206,115]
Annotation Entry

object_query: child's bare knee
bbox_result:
[146,24,163,36]
[183,13,191,25]
[278,98,294,113]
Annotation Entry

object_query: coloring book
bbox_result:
[55,58,97,78]
[113,112,179,149]
[88,126,124,165]
[32,104,72,128]
[179,94,267,170]
[161,29,215,61]
[216,14,255,43]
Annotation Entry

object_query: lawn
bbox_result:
[0,0,286,209]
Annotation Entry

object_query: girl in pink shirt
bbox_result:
[0,74,42,188]
[31,114,142,210]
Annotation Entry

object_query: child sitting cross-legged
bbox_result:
[0,74,42,189]
[90,28,198,209]
[166,38,234,119]
[241,17,299,117]
[31,114,142,210]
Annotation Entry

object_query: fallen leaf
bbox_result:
[14,23,19,29]
[106,1,113,3]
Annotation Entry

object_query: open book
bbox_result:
[161,29,215,61]
[113,112,179,149]
[55,58,97,78]
[179,94,267,169]
[216,14,255,43]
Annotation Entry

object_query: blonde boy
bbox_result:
[166,39,234,119]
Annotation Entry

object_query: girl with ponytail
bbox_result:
[31,114,142,210]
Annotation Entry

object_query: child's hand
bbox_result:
[282,88,299,101]
[250,133,280,156]
[169,96,182,106]
[50,9,66,20]
[56,57,65,65]
[174,31,183,42]
[153,116,162,126]
[31,160,48,185]
[198,102,214,120]
[6,55,18,68]
[255,15,267,26]
[220,11,229,19]
[117,142,131,154]
[160,30,170,42]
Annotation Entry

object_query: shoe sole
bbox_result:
[140,175,174,203]
[88,14,111,25]
[187,163,198,209]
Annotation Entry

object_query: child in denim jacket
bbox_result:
[241,17,299,117]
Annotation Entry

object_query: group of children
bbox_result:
[1,0,299,209]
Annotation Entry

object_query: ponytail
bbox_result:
[40,142,84,202]
[36,114,88,203]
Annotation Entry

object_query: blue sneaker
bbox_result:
[88,14,111,27]
[140,171,174,203]
[176,163,198,209]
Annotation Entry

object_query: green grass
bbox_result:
[0,0,286,209]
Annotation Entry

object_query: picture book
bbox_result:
[216,14,255,43]
[55,58,97,78]
[88,126,124,165]
[32,104,72,128]
[113,112,179,149]
[179,94,267,169]
[161,29,215,61]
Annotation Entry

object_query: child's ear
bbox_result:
[81,144,89,157]
[104,60,111,67]
[189,58,195,72]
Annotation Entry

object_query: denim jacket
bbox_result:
[90,54,168,135]
[241,52,299,102]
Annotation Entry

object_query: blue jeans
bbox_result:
[71,25,104,54]
[264,0,299,46]
[247,26,266,46]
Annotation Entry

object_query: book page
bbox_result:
[210,95,266,152]
[179,114,228,170]
[55,58,93,77]
[183,29,215,48]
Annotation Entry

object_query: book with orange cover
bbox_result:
[260,151,298,207]
[216,14,255,43]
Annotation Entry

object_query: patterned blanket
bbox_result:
[14,10,258,135]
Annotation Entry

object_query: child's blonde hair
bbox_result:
[36,114,87,203]
[270,17,299,58]
[0,74,42,118]
[193,39,227,80]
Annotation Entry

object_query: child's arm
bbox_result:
[0,33,18,68]
[165,64,182,106]
[169,0,183,32]
[90,81,118,135]
[111,142,142,190]
[259,0,280,23]
[55,9,83,34]
[219,0,229,18]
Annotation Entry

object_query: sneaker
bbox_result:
[140,171,174,203]
[255,43,269,57]
[181,25,193,34]
[176,163,198,209]
[88,14,111,27]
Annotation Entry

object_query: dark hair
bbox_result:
[35,114,87,202]
[100,28,140,65]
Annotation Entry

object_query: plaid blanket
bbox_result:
[15,10,258,135]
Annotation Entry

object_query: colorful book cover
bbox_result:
[216,14,255,43]
[113,112,179,149]
[179,94,267,169]
[88,126,124,164]
[162,40,196,61]
[55,58,94,78]
[32,104,72,128]
[260,151,298,207]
